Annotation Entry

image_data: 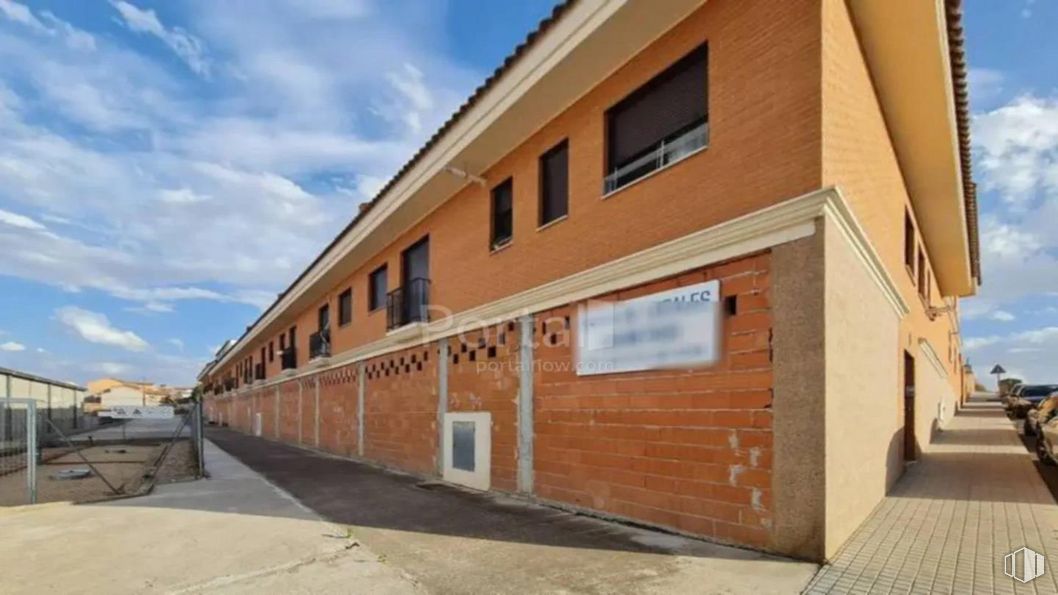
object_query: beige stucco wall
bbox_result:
[915,339,958,451]
[101,386,156,407]
[821,0,965,407]
[822,216,903,559]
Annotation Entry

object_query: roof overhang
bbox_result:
[848,0,975,297]
[210,0,708,375]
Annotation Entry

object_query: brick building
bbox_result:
[199,0,979,561]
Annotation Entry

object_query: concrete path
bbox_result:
[805,394,1058,594]
[0,440,420,594]
[207,427,818,594]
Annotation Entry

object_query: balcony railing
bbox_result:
[387,277,430,331]
[254,362,265,381]
[603,120,709,194]
[309,330,331,359]
[281,347,297,370]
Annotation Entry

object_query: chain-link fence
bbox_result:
[0,399,38,504]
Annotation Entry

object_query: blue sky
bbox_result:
[0,1,1053,388]
[0,0,558,385]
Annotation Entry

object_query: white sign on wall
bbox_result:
[100,405,174,419]
[575,280,721,376]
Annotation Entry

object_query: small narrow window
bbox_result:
[279,333,286,352]
[369,265,388,311]
[917,249,927,300]
[268,341,274,362]
[338,288,353,326]
[539,140,569,226]
[491,178,513,249]
[904,210,915,273]
[318,303,330,332]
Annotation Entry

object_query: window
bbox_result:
[605,44,708,193]
[491,178,513,249]
[539,140,569,226]
[279,333,286,352]
[268,341,274,362]
[904,211,916,274]
[917,249,927,300]
[338,288,353,326]
[318,303,330,332]
[369,266,388,311]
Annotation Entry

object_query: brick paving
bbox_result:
[806,394,1058,594]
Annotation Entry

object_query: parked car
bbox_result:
[1011,385,1058,419]
[1026,394,1058,437]
[1003,383,1026,410]
[1037,414,1058,466]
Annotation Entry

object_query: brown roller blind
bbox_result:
[607,44,708,170]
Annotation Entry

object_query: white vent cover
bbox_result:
[442,411,491,491]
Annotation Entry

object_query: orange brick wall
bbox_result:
[446,322,522,493]
[278,380,300,444]
[362,346,438,475]
[317,364,359,458]
[533,252,773,548]
[205,253,776,551]
[210,0,823,385]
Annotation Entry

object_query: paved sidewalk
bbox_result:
[208,427,818,594]
[0,440,420,594]
[806,394,1058,594]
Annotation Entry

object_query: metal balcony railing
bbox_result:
[387,277,430,331]
[281,347,297,370]
[309,330,331,359]
[603,120,709,194]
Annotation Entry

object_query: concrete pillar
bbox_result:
[314,376,321,448]
[517,315,535,494]
[357,362,365,457]
[297,381,303,445]
[437,339,449,475]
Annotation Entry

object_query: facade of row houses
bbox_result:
[199,0,979,561]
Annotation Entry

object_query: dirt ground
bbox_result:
[0,440,199,506]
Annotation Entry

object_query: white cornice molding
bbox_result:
[210,186,909,392]
[918,338,948,378]
[821,187,911,318]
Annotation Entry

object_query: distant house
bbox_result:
[86,377,190,410]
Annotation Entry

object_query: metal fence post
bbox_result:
[26,400,37,504]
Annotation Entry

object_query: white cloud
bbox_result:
[110,1,210,76]
[95,361,132,376]
[991,310,1016,322]
[0,341,26,352]
[0,0,45,32]
[55,306,149,352]
[0,0,481,383]
[167,338,184,351]
[0,0,96,50]
[973,95,1058,206]
[0,208,46,231]
[963,325,1058,386]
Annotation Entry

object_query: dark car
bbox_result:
[1012,385,1058,420]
